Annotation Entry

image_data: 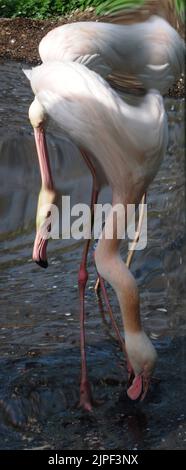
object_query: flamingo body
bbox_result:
[39,16,185,94]
[25,61,168,397]
[24,11,184,408]
[28,62,168,199]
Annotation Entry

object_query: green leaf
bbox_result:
[96,0,145,16]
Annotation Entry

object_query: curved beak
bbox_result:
[127,372,150,401]
[32,230,48,269]
[32,186,57,268]
[33,126,55,268]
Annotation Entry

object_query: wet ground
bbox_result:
[0,60,185,450]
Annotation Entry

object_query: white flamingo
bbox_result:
[38,12,184,305]
[24,61,168,410]
[39,15,184,95]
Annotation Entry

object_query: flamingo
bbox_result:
[24,60,168,410]
[33,10,184,399]
[38,12,184,311]
[39,15,184,96]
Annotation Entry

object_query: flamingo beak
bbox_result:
[33,230,48,269]
[33,126,55,269]
[32,186,57,268]
[124,347,151,401]
[127,372,150,401]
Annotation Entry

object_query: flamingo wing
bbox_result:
[96,0,184,28]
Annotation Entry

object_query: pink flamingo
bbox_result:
[24,60,168,410]
[38,13,184,338]
[39,15,184,96]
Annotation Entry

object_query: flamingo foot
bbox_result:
[79,380,93,412]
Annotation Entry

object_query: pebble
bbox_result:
[157,308,167,312]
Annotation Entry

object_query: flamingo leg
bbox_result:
[126,192,147,269]
[78,245,92,411]
[82,152,129,365]
[96,275,125,353]
[93,232,127,351]
[95,272,133,382]
[94,277,117,342]
[78,150,99,411]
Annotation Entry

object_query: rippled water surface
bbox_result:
[0,61,185,450]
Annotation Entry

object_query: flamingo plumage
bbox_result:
[24,2,184,410]
[25,61,168,409]
[39,15,184,95]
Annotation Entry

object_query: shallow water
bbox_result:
[0,60,185,450]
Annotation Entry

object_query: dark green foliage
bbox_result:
[0,0,99,18]
[0,0,184,19]
[175,0,185,19]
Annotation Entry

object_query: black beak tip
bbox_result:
[35,259,48,269]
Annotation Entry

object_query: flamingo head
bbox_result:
[32,187,58,268]
[125,330,157,401]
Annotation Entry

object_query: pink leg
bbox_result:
[97,275,125,353]
[96,273,134,383]
[78,149,99,411]
[82,150,131,364]
[94,279,117,341]
[78,248,92,411]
